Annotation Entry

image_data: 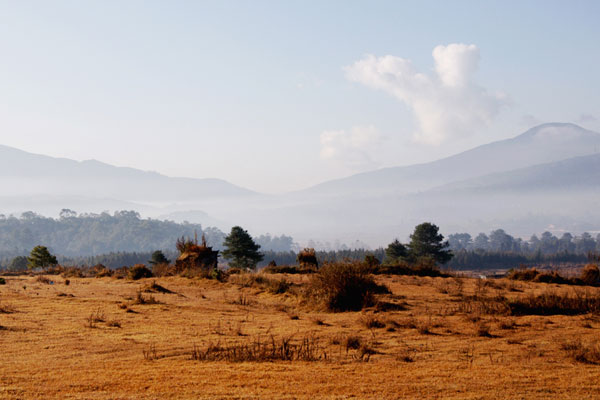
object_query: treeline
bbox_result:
[448,230,600,255]
[0,210,295,260]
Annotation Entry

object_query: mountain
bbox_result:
[302,123,600,197]
[2,122,599,247]
[0,145,255,203]
[432,153,600,194]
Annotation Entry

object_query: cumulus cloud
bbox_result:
[344,44,507,145]
[320,125,383,170]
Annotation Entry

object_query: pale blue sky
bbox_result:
[1,0,599,192]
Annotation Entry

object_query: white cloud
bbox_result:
[320,125,383,170]
[344,44,507,145]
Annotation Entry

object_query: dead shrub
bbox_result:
[132,291,160,305]
[143,281,174,294]
[506,290,600,316]
[561,339,600,364]
[306,262,389,312]
[128,264,153,280]
[361,314,385,329]
[151,263,174,277]
[581,264,600,286]
[191,335,327,362]
[35,276,52,284]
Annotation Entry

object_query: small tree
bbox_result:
[28,245,58,270]
[149,250,170,265]
[8,256,29,272]
[384,239,408,264]
[222,226,264,270]
[407,222,453,265]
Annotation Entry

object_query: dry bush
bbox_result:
[475,322,493,337]
[0,301,16,314]
[561,339,600,364]
[132,291,160,305]
[508,266,600,287]
[376,258,450,278]
[151,263,174,277]
[35,276,52,284]
[143,281,174,294]
[191,335,327,362]
[506,290,600,316]
[361,314,386,329]
[581,264,600,286]
[262,265,312,274]
[143,344,158,361]
[86,309,105,328]
[128,264,153,280]
[229,273,292,295]
[306,262,389,312]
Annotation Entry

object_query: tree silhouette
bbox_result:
[222,226,263,270]
[28,245,58,270]
[408,223,453,265]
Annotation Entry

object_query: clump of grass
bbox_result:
[561,339,600,364]
[361,314,385,329]
[506,290,600,315]
[143,281,174,294]
[191,335,327,362]
[35,276,52,284]
[132,291,160,305]
[475,322,493,337]
[143,344,158,361]
[498,318,517,330]
[266,278,291,294]
[107,320,121,328]
[86,309,105,328]
[343,335,362,351]
[306,262,389,312]
[0,301,16,314]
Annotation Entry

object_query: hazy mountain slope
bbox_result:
[302,123,600,197]
[0,145,255,202]
[431,153,600,193]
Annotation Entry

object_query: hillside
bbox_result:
[0,145,255,202]
[301,123,600,197]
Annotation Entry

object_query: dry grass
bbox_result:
[0,274,599,398]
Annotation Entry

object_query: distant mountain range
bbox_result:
[2,122,600,246]
[301,123,600,197]
[0,144,255,201]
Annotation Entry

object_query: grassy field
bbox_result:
[1,272,600,399]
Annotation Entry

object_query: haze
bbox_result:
[1,1,599,194]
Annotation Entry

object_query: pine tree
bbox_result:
[28,245,58,270]
[384,239,408,264]
[222,226,264,270]
[408,223,453,264]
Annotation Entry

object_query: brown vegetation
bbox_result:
[1,269,600,398]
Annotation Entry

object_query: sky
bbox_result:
[0,0,599,193]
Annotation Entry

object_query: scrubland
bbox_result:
[1,271,600,399]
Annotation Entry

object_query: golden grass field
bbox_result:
[1,272,600,399]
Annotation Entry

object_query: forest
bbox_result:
[1,211,599,271]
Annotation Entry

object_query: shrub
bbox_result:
[561,339,600,364]
[191,335,326,362]
[262,265,312,274]
[297,248,318,270]
[507,290,600,315]
[128,264,153,280]
[307,262,389,312]
[151,263,174,277]
[375,258,448,277]
[0,278,5,285]
[581,264,600,286]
